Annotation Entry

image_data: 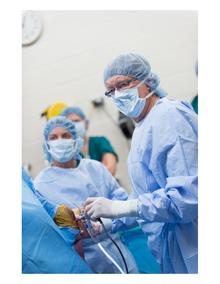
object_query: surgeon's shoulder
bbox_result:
[151,97,195,124]
[152,97,179,115]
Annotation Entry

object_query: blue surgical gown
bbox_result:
[126,97,198,273]
[34,159,138,273]
[22,169,92,273]
[22,167,58,218]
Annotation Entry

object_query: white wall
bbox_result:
[22,11,197,192]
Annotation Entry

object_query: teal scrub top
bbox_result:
[191,95,198,114]
[81,136,118,161]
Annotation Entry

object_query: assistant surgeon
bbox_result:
[34,116,138,273]
[85,53,198,273]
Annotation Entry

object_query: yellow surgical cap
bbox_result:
[46,102,67,120]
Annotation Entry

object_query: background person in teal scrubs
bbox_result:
[191,95,198,114]
[61,106,118,176]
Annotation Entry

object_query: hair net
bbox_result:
[44,116,77,141]
[103,53,167,98]
[61,107,86,120]
[43,116,81,163]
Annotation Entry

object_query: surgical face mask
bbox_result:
[112,81,154,118]
[74,121,86,138]
[47,138,79,163]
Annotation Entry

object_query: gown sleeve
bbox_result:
[22,168,58,219]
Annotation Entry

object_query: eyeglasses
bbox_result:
[104,78,136,97]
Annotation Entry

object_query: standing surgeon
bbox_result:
[84,53,198,273]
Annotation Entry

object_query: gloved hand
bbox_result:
[84,197,138,220]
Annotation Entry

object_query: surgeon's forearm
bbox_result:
[84,197,139,220]
[111,199,139,218]
[102,153,117,176]
[137,177,198,223]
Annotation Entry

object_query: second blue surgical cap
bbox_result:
[103,53,167,98]
[61,107,86,120]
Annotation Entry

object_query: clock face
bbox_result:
[22,11,43,46]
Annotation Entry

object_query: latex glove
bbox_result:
[84,197,138,220]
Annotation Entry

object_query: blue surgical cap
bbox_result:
[43,116,79,163]
[103,53,167,98]
[44,116,77,141]
[61,107,86,120]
